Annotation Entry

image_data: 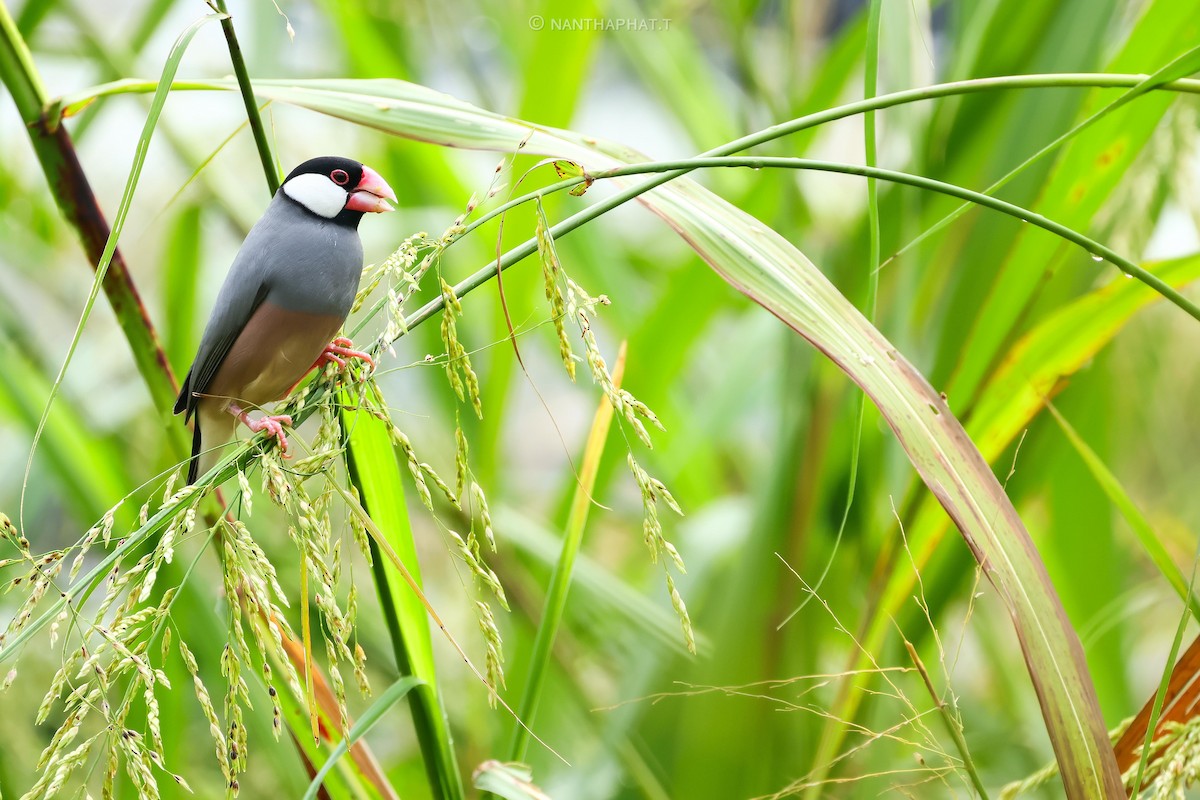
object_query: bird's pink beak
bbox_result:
[345,165,396,213]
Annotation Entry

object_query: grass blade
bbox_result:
[507,343,625,762]
[162,204,203,372]
[827,252,1200,786]
[1114,634,1200,776]
[302,676,425,800]
[473,761,551,800]
[1047,403,1200,620]
[342,399,465,800]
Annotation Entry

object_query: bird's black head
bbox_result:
[280,156,396,227]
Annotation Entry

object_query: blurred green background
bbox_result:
[2,0,1200,797]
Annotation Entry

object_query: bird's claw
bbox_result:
[317,337,375,372]
[242,412,293,458]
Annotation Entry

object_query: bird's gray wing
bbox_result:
[174,260,271,420]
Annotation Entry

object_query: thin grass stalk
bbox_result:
[795,0,884,634]
[1114,634,1200,776]
[401,156,1200,333]
[507,344,626,762]
[303,677,425,800]
[1130,562,1200,795]
[1049,404,1200,621]
[211,0,278,193]
[903,640,990,797]
[863,0,882,317]
[883,42,1200,270]
[794,11,886,783]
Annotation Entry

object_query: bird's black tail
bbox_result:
[187,416,202,485]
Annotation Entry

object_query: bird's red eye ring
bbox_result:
[330,169,350,186]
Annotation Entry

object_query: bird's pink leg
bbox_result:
[315,337,376,371]
[228,403,293,457]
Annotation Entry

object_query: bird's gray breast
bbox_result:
[252,197,365,319]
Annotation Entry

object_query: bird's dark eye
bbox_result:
[330,169,350,186]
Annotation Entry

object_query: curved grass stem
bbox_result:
[399,156,1200,341]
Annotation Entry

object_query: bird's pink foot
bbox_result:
[316,337,375,371]
[282,338,375,399]
[229,404,293,457]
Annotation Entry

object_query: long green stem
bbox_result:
[792,0,882,643]
[51,73,1200,138]
[1131,555,1200,795]
[903,640,989,798]
[211,0,278,193]
[507,346,624,762]
[883,43,1200,271]
[862,0,882,318]
[399,156,1200,336]
[343,406,464,800]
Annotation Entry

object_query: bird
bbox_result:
[174,156,396,485]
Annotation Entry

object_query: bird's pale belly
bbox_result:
[207,301,344,411]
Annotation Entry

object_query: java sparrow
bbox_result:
[175,156,396,484]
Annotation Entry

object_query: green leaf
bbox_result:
[566,178,592,197]
[473,761,551,800]
[342,398,464,800]
[971,254,1200,464]
[302,676,425,800]
[0,336,133,528]
[162,204,202,372]
[1047,403,1200,621]
[507,349,622,762]
[835,253,1200,791]
[551,159,583,179]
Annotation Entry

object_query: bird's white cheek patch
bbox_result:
[283,173,346,218]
